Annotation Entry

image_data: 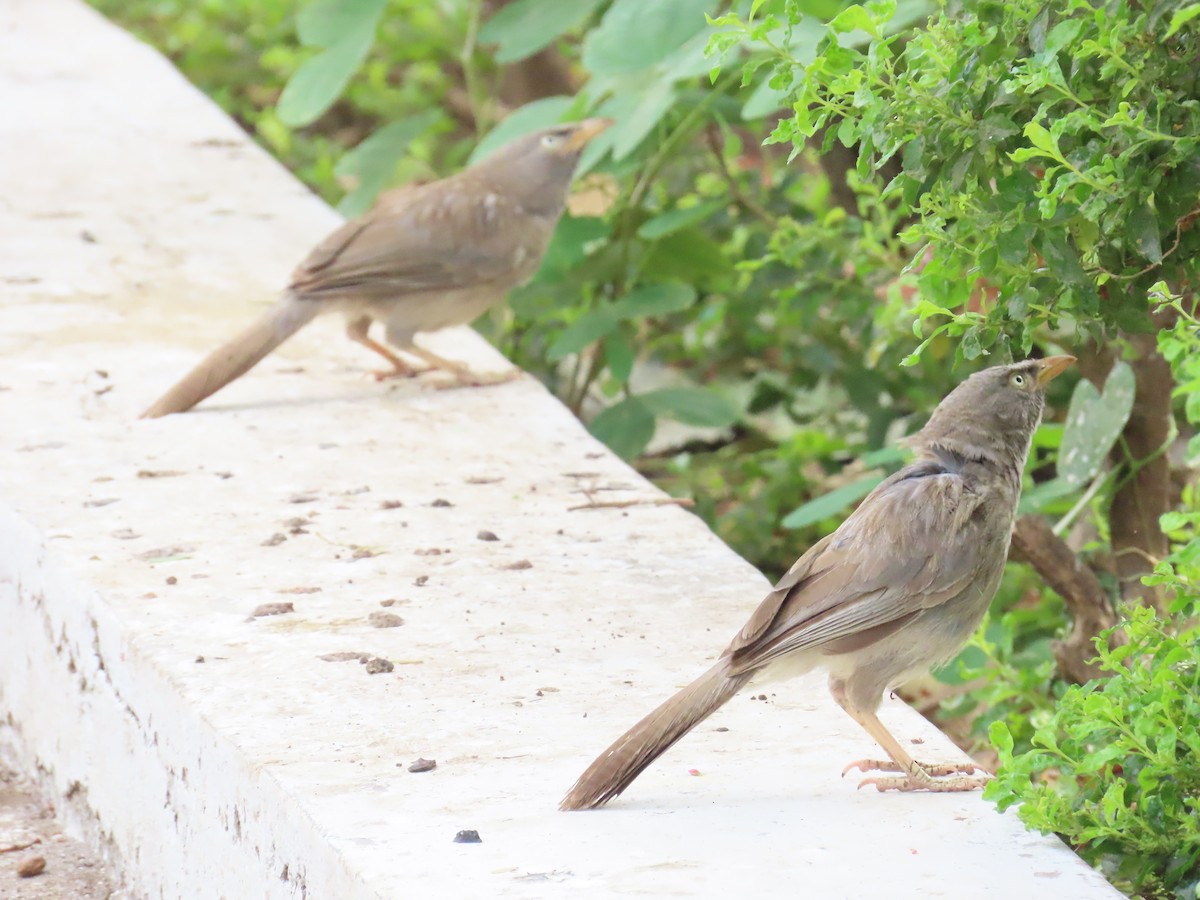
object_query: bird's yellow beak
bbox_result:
[562,117,615,152]
[1036,355,1076,387]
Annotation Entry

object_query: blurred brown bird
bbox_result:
[141,118,612,418]
[561,356,1075,810]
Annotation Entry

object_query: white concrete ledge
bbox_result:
[0,1,1120,897]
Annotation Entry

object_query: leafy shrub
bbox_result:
[987,606,1200,898]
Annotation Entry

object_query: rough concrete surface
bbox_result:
[0,1,1121,898]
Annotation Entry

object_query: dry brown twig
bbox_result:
[0,838,42,854]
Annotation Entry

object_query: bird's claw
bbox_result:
[857,772,993,793]
[843,758,991,791]
[371,367,422,381]
[429,369,524,390]
[842,758,900,777]
[843,758,986,778]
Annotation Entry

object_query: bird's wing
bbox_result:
[728,459,987,671]
[288,182,540,299]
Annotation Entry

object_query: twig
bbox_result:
[705,124,777,227]
[1111,546,1163,568]
[0,838,41,854]
[460,0,485,135]
[1052,465,1115,537]
[569,497,695,512]
[1094,207,1198,281]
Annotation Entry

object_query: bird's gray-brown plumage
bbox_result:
[561,356,1075,810]
[142,118,612,418]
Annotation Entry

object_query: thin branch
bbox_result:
[704,124,778,227]
[459,0,485,135]
[1094,206,1199,281]
[1052,465,1115,537]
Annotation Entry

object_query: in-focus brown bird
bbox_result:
[561,356,1075,810]
[141,118,613,418]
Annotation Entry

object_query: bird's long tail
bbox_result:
[560,661,753,810]
[141,295,319,418]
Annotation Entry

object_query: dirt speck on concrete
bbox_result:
[364,657,394,675]
[17,855,46,877]
[251,602,294,618]
[367,612,404,629]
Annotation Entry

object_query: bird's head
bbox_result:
[526,118,615,158]
[918,356,1075,469]
[478,118,614,212]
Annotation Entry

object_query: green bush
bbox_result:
[988,606,1200,898]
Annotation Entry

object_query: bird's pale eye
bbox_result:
[540,132,565,148]
[1009,372,1027,388]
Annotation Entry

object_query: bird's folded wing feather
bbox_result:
[728,460,985,671]
[288,183,536,299]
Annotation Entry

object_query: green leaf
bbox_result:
[611,283,698,318]
[1128,203,1163,264]
[296,0,387,47]
[468,96,575,164]
[479,0,606,63]
[781,474,884,529]
[278,3,384,127]
[546,310,619,361]
[828,4,877,36]
[605,332,636,383]
[742,77,791,120]
[641,228,728,282]
[638,200,726,240]
[979,113,1019,144]
[639,387,739,427]
[582,0,716,76]
[1017,476,1080,515]
[1058,362,1136,486]
[532,215,612,283]
[990,720,1015,757]
[590,397,656,459]
[1166,3,1200,38]
[1022,122,1058,156]
[1043,18,1082,56]
[611,79,677,160]
[335,111,443,217]
[544,285,695,360]
[659,33,715,81]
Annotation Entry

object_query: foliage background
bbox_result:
[91,0,1199,895]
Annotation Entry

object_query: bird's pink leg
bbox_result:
[345,316,423,380]
[404,343,522,389]
[830,680,991,792]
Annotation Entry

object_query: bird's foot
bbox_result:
[429,368,523,390]
[371,365,423,381]
[842,758,986,778]
[856,772,992,792]
[843,758,991,792]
